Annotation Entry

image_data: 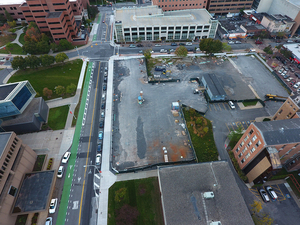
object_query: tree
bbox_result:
[66,83,76,94]
[36,41,50,54]
[55,53,68,64]
[24,26,41,42]
[23,41,38,54]
[43,87,53,99]
[143,49,152,60]
[4,10,13,22]
[222,42,232,52]
[0,14,6,26]
[280,47,293,59]
[276,32,284,39]
[57,39,73,52]
[55,85,65,96]
[40,55,55,67]
[21,21,27,27]
[25,55,41,69]
[199,38,223,54]
[50,43,59,52]
[259,30,269,39]
[87,5,99,20]
[7,20,16,28]
[11,56,27,70]
[263,45,273,55]
[175,46,188,57]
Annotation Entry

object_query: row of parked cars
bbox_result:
[259,186,278,202]
[129,42,194,48]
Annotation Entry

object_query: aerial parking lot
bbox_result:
[111,54,289,171]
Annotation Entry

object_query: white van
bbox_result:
[96,154,101,166]
[102,94,106,101]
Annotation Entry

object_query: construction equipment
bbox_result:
[265,94,288,100]
[137,91,144,104]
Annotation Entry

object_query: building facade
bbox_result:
[272,95,300,121]
[207,0,254,15]
[232,119,300,183]
[261,13,294,34]
[0,2,25,23]
[151,0,207,12]
[114,6,218,42]
[0,132,37,225]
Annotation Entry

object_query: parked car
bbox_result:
[287,39,294,43]
[276,56,282,61]
[283,66,289,71]
[289,67,295,72]
[101,103,105,109]
[295,72,300,78]
[228,101,235,109]
[98,131,103,140]
[99,120,104,128]
[187,48,193,51]
[129,44,136,48]
[45,217,52,225]
[137,44,143,47]
[49,198,58,214]
[286,77,294,82]
[228,41,235,44]
[186,42,193,46]
[179,43,185,46]
[155,66,166,72]
[255,40,263,44]
[171,42,177,46]
[235,41,241,44]
[138,50,143,53]
[278,69,284,74]
[101,111,105,118]
[293,82,300,89]
[96,153,101,166]
[160,49,167,53]
[283,74,290,79]
[104,76,107,83]
[62,152,71,164]
[97,143,102,152]
[102,20,105,23]
[103,84,107,91]
[266,186,278,200]
[170,49,175,52]
[290,80,296,86]
[259,189,270,202]
[57,166,64,178]
[154,44,161,47]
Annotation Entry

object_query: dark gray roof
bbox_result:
[252,13,264,21]
[12,170,55,214]
[203,74,226,97]
[0,132,12,159]
[158,161,254,225]
[46,12,62,19]
[0,83,18,100]
[254,118,300,145]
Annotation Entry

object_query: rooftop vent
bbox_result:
[209,222,222,225]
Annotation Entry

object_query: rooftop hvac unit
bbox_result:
[203,192,214,199]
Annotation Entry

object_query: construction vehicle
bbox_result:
[265,94,288,100]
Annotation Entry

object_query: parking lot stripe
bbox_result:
[225,123,231,132]
[221,103,227,110]
[213,104,217,111]
[209,105,212,111]
[249,188,264,203]
[217,103,222,111]
[272,185,286,201]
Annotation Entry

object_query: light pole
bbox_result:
[83,164,102,208]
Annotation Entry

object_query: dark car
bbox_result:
[275,56,281,61]
[179,43,185,46]
[282,60,287,65]
[137,44,143,47]
[99,120,104,128]
[104,77,107,83]
[97,143,102,152]
[276,40,281,43]
[187,48,193,51]
[255,40,263,44]
[295,72,300,78]
[101,103,105,109]
[155,66,166,72]
[103,85,107,91]
[171,42,177,46]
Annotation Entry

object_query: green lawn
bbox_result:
[19,33,25,45]
[8,59,83,100]
[242,100,258,107]
[32,155,46,171]
[0,43,24,55]
[183,107,218,162]
[48,105,69,130]
[108,177,164,225]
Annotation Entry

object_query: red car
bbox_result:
[255,40,263,44]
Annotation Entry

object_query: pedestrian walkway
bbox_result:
[11,28,24,47]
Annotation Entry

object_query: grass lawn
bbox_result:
[32,154,46,171]
[0,43,24,55]
[8,59,83,100]
[242,100,258,107]
[183,107,218,162]
[108,177,164,225]
[0,34,16,46]
[48,105,69,130]
[19,33,25,45]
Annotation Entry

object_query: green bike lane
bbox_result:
[56,61,94,224]
[92,14,102,41]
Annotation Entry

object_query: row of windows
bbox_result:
[124,25,209,32]
[210,6,251,11]
[210,3,246,7]
[0,7,17,10]
[0,138,18,181]
[160,4,203,7]
[211,0,248,2]
[160,0,205,2]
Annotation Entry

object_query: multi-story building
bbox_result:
[151,0,208,12]
[207,0,254,15]
[114,6,218,42]
[255,0,300,37]
[0,0,89,45]
[260,13,294,34]
[232,118,300,183]
[0,132,37,224]
[272,94,300,121]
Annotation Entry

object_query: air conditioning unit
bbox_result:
[210,221,222,225]
[203,192,214,199]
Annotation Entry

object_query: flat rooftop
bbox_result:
[0,83,18,100]
[0,132,12,159]
[289,0,300,7]
[284,44,300,61]
[158,161,254,225]
[12,170,55,214]
[46,12,62,19]
[115,6,212,27]
[0,0,24,5]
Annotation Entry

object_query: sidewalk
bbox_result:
[11,29,24,47]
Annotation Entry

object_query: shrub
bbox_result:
[47,158,53,170]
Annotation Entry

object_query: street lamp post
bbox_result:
[83,164,102,208]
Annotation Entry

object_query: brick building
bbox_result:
[0,0,89,45]
[232,119,300,183]
[206,0,254,15]
[272,94,300,121]
[151,0,207,12]
[0,132,37,225]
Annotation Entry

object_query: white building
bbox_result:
[114,6,218,42]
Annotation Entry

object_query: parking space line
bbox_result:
[236,121,243,130]
[225,123,231,132]
[272,184,286,201]
[217,103,222,111]
[209,105,212,111]
[250,120,255,124]
[249,188,264,203]
[240,121,247,129]
[229,123,235,131]
[213,104,217,111]
[221,103,227,110]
